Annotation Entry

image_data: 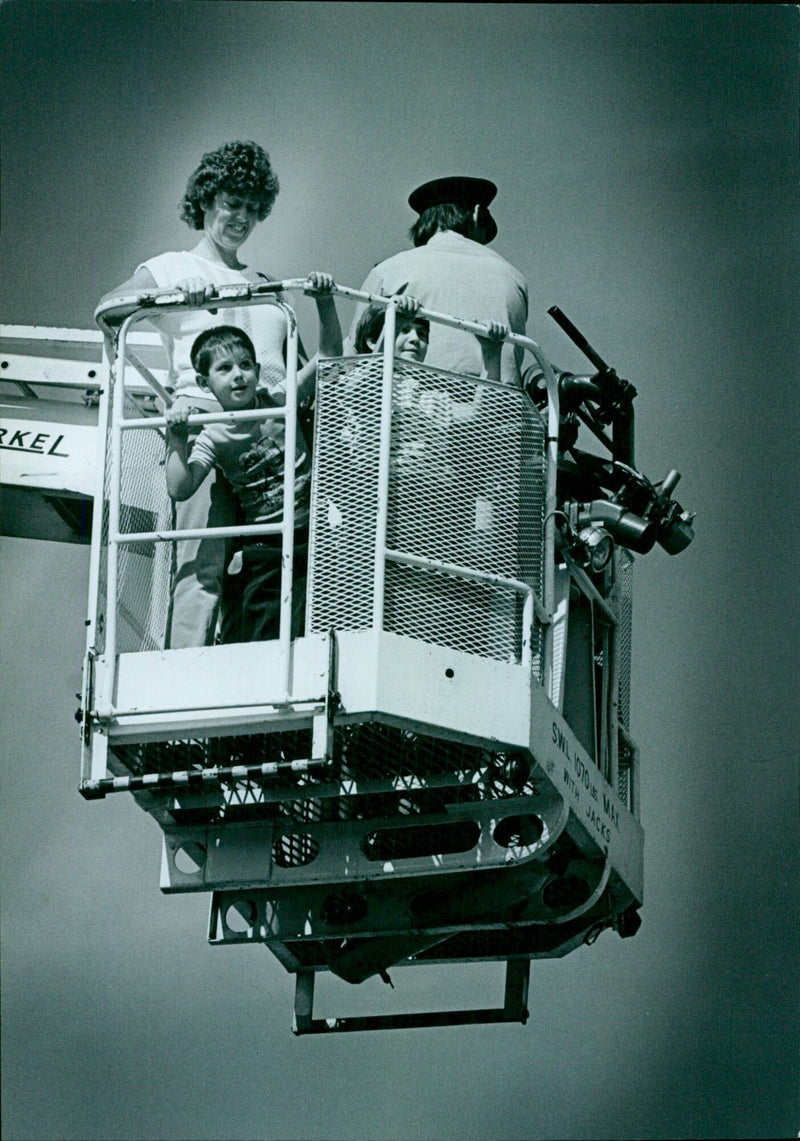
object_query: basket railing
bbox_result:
[90,282,561,717]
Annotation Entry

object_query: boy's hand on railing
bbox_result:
[165,401,191,438]
[304,272,336,296]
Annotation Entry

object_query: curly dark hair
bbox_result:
[179,141,280,230]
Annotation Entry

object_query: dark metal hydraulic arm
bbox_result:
[547,306,695,557]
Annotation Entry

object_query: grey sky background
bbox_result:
[1,4,798,1139]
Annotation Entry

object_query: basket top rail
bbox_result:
[95,278,551,363]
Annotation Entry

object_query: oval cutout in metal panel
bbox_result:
[272,833,320,868]
[361,820,480,861]
[492,813,544,849]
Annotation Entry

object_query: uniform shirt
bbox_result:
[188,394,311,527]
[138,250,288,401]
[346,231,529,386]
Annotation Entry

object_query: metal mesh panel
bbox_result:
[384,563,523,661]
[338,721,486,782]
[309,356,546,664]
[617,763,630,810]
[109,721,536,826]
[112,396,173,653]
[333,722,536,821]
[97,387,160,652]
[308,357,382,631]
[93,335,174,657]
[111,728,313,777]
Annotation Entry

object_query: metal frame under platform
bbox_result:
[292,957,530,1034]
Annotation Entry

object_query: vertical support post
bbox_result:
[311,712,329,763]
[98,313,137,716]
[629,736,640,819]
[84,338,112,657]
[85,723,108,785]
[277,303,299,699]
[503,958,530,1022]
[316,627,339,762]
[607,579,621,791]
[529,344,560,700]
[598,621,612,783]
[81,339,113,785]
[292,971,316,1035]
[520,590,533,671]
[372,301,396,631]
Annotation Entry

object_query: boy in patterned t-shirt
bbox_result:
[165,299,338,641]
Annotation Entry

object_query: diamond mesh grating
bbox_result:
[332,722,537,820]
[337,721,486,782]
[384,563,522,661]
[109,721,537,825]
[101,352,546,659]
[307,358,382,632]
[309,356,546,665]
[111,728,313,776]
[116,398,172,652]
[99,380,173,655]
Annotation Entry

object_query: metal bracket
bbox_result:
[82,648,97,746]
[324,627,341,760]
[292,958,530,1034]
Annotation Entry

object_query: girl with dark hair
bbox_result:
[353,298,430,360]
[343,296,506,467]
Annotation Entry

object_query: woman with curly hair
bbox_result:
[103,140,336,648]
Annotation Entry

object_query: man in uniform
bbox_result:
[346,176,529,386]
